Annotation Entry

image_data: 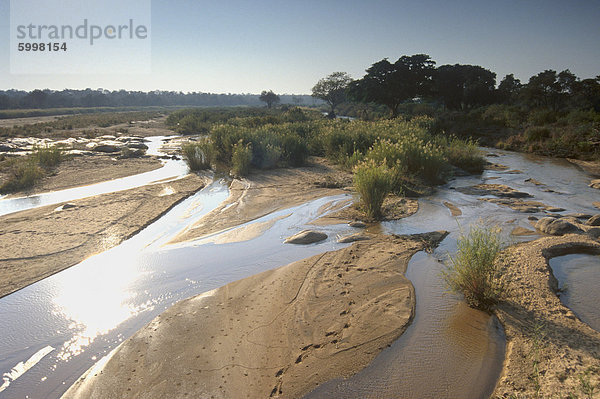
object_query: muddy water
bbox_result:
[306,252,505,399]
[549,254,600,332]
[305,149,600,399]
[1,148,599,399]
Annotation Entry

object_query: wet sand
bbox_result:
[62,232,448,399]
[169,158,352,244]
[0,174,207,298]
[493,234,600,397]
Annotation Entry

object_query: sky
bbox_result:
[1,0,599,94]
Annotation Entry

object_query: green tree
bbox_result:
[520,69,579,110]
[349,54,436,117]
[497,74,522,105]
[572,77,600,111]
[433,64,496,110]
[259,90,280,108]
[311,71,352,117]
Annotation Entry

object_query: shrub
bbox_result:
[181,139,213,171]
[353,160,393,219]
[31,146,64,168]
[524,126,552,142]
[231,140,252,177]
[367,136,448,184]
[442,223,505,311]
[527,109,558,126]
[0,159,44,193]
[280,134,308,166]
[442,137,486,174]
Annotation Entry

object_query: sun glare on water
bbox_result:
[50,247,152,361]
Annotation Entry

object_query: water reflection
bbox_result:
[50,247,149,361]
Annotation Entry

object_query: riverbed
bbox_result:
[1,148,599,398]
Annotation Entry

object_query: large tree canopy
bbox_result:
[311,71,352,117]
[434,64,496,110]
[348,54,436,117]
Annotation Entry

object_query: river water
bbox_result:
[1,148,599,399]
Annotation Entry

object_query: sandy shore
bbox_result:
[4,155,164,197]
[493,234,600,397]
[0,174,207,298]
[169,158,352,244]
[62,231,447,399]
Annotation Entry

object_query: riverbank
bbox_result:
[493,234,600,397]
[62,231,448,399]
[1,154,163,197]
[169,157,354,244]
[0,174,207,298]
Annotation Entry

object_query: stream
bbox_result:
[0,147,599,399]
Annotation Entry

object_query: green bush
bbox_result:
[527,109,558,126]
[441,136,486,174]
[181,139,213,171]
[442,223,505,311]
[231,140,252,177]
[31,146,63,168]
[525,126,552,142]
[0,159,45,193]
[353,160,393,219]
[367,136,448,184]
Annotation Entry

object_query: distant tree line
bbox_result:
[0,89,316,110]
[313,54,600,117]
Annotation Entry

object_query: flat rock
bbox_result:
[126,142,149,150]
[545,207,565,213]
[587,214,600,226]
[443,201,462,216]
[284,230,328,245]
[524,178,544,186]
[457,184,532,199]
[593,202,600,209]
[511,227,537,236]
[54,203,77,212]
[535,217,582,236]
[587,227,600,239]
[348,221,367,228]
[337,233,371,243]
[565,213,593,220]
[590,179,600,189]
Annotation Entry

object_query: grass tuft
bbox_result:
[31,145,64,168]
[0,158,45,194]
[353,160,393,220]
[181,139,214,171]
[442,223,505,311]
[231,140,252,177]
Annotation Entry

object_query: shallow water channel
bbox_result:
[0,148,599,398]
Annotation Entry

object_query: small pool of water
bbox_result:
[549,253,600,332]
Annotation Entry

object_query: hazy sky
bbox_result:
[1,0,598,93]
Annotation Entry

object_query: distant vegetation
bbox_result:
[0,89,315,110]
[0,111,164,138]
